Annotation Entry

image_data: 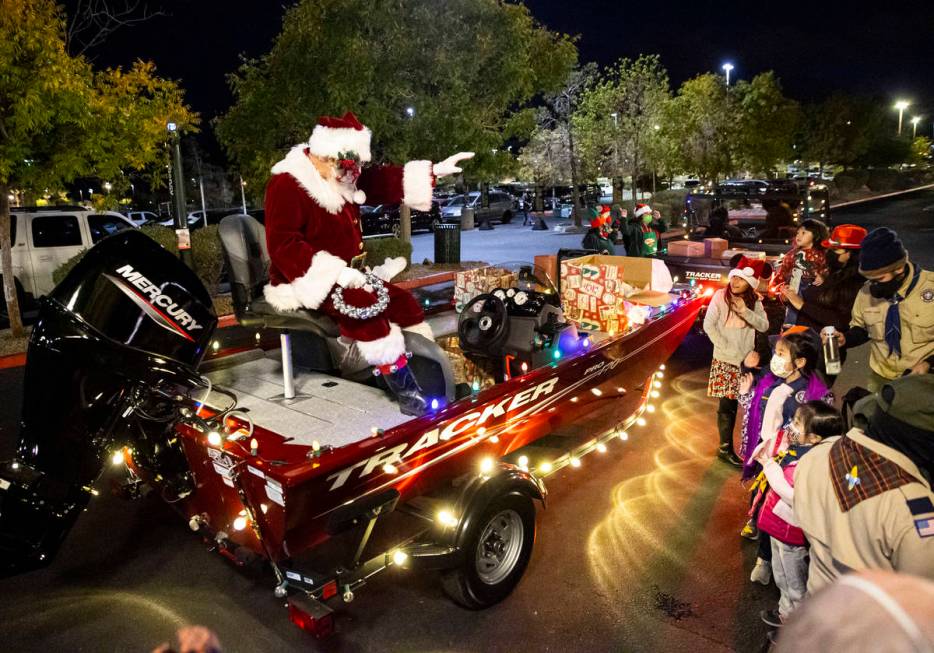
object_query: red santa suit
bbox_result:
[262,114,435,368]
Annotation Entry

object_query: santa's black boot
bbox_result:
[383,365,428,417]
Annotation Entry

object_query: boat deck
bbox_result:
[205,356,409,449]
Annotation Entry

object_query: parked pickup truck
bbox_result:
[1,206,135,321]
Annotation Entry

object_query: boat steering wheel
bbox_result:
[458,293,509,353]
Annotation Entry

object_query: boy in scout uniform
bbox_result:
[837,227,934,392]
[794,375,934,594]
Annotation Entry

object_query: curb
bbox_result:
[833,183,934,209]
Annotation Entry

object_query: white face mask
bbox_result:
[787,421,803,443]
[770,354,792,378]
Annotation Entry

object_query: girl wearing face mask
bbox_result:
[751,401,844,628]
[633,204,658,256]
[773,219,830,329]
[737,331,832,585]
[779,225,867,384]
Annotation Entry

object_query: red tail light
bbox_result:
[288,595,335,639]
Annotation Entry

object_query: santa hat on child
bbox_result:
[634,203,652,218]
[307,111,372,163]
[728,255,768,285]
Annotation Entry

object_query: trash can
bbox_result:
[461,207,475,230]
[434,222,461,264]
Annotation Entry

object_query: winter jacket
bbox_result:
[581,229,616,255]
[757,446,814,546]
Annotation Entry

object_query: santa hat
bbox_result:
[307,111,372,163]
[634,203,652,218]
[727,256,767,285]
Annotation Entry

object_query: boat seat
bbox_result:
[218,214,456,403]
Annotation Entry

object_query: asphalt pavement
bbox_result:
[0,189,930,652]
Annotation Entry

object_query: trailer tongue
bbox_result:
[0,229,705,637]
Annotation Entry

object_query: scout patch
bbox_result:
[829,435,917,512]
[922,288,934,303]
[915,518,934,538]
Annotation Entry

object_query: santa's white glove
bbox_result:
[433,152,475,177]
[336,267,367,289]
[371,256,407,282]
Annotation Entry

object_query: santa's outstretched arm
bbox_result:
[357,152,474,211]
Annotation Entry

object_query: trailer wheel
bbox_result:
[442,492,535,609]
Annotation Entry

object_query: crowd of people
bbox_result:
[702,222,934,645]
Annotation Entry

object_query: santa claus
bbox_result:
[262,111,473,416]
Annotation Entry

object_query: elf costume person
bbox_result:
[581,205,616,254]
[634,203,658,256]
[262,111,473,415]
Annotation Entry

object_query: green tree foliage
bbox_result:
[910,136,932,165]
[575,55,671,200]
[731,72,800,176]
[215,0,577,187]
[801,95,880,169]
[663,73,734,182]
[0,0,197,336]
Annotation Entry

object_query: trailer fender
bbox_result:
[448,463,546,552]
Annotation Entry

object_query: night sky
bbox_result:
[66,0,934,148]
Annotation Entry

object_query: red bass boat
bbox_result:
[0,224,705,637]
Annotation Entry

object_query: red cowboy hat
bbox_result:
[821,224,867,250]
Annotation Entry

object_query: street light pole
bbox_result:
[894,100,910,136]
[239,175,248,214]
[167,122,193,269]
[721,62,734,86]
[910,116,921,139]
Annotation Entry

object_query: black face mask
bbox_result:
[826,250,842,271]
[869,271,906,299]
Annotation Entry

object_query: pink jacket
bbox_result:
[757,460,806,546]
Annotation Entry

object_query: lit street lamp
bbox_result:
[910,116,921,138]
[894,100,910,135]
[721,62,734,86]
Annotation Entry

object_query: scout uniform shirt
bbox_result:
[849,263,934,379]
[794,428,934,594]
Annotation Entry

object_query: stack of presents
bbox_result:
[454,256,675,336]
[667,237,767,261]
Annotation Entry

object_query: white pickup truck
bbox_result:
[2,206,135,318]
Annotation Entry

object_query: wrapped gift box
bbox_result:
[667,240,706,257]
[721,248,766,260]
[703,237,729,258]
[560,255,674,332]
[454,266,518,312]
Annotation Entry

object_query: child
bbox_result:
[581,206,615,254]
[703,257,770,466]
[773,219,829,328]
[738,330,832,584]
[754,401,844,628]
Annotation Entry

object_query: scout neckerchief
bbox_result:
[829,434,918,512]
[884,264,921,357]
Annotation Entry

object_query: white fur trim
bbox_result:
[403,321,434,341]
[728,267,758,284]
[634,204,652,218]
[403,160,434,211]
[263,282,302,311]
[271,145,345,214]
[356,323,405,366]
[307,125,372,162]
[291,250,347,310]
[353,189,366,204]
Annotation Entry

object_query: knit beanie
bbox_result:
[858,228,908,277]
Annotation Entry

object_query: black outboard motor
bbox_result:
[0,230,217,576]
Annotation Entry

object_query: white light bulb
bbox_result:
[518,455,529,468]
[233,516,248,531]
[647,404,656,413]
[619,431,629,441]
[436,510,458,528]
[382,463,398,475]
[480,457,494,474]
[207,431,222,447]
[111,450,125,466]
[392,549,408,566]
[596,443,607,453]
[651,391,660,398]
[540,462,553,473]
[636,417,647,426]
[570,457,581,468]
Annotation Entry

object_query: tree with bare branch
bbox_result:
[66,0,164,56]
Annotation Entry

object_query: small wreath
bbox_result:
[330,272,390,320]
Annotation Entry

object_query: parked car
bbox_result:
[124,210,160,227]
[440,191,515,224]
[2,206,135,318]
[719,179,771,193]
[361,202,440,238]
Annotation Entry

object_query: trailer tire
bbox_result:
[441,491,535,609]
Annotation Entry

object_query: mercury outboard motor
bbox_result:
[0,230,217,576]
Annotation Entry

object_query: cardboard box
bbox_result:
[704,237,729,258]
[559,255,674,332]
[667,240,706,257]
[454,266,518,312]
[534,254,558,289]
[721,248,766,260]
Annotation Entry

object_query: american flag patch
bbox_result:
[915,518,934,538]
